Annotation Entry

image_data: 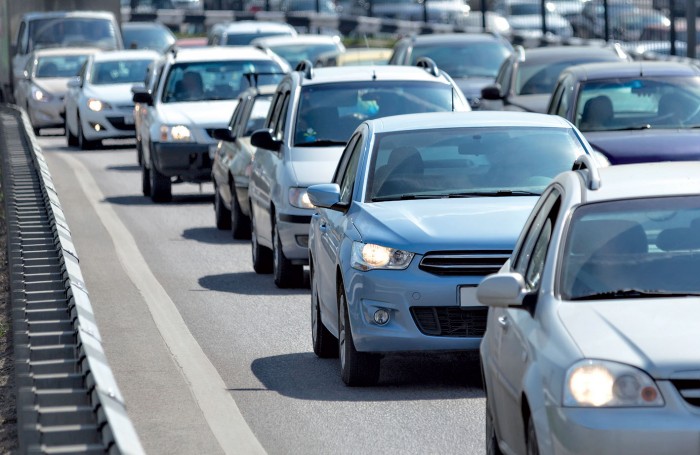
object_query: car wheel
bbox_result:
[149,150,172,203]
[136,137,143,165]
[251,207,273,274]
[273,223,303,288]
[486,399,504,455]
[526,415,539,455]
[230,180,251,240]
[311,260,338,358]
[33,126,40,136]
[66,117,78,147]
[338,288,380,386]
[141,157,151,197]
[77,113,99,150]
[214,184,232,230]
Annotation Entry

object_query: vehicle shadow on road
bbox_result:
[198,272,309,296]
[103,194,214,206]
[105,164,140,172]
[242,352,484,401]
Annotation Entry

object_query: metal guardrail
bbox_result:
[0,105,144,454]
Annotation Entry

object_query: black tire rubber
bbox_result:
[486,399,504,455]
[214,185,232,230]
[251,208,273,274]
[338,289,380,386]
[77,113,99,150]
[311,260,338,358]
[66,118,78,146]
[526,415,540,455]
[273,223,304,288]
[141,158,151,197]
[33,126,40,136]
[149,152,172,203]
[230,180,251,240]
[136,138,143,166]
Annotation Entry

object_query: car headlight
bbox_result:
[31,86,51,102]
[160,125,192,142]
[289,187,314,209]
[564,360,664,407]
[351,241,414,271]
[87,98,111,112]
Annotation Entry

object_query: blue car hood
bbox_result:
[454,77,496,100]
[353,198,537,254]
[585,130,700,164]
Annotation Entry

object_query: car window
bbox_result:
[228,98,245,131]
[517,59,613,96]
[294,81,456,146]
[560,195,700,300]
[513,190,561,279]
[366,128,581,202]
[90,59,154,85]
[339,137,363,204]
[334,134,361,185]
[495,57,513,94]
[122,26,175,53]
[17,22,27,54]
[244,95,273,136]
[266,43,341,69]
[409,42,511,78]
[274,92,290,141]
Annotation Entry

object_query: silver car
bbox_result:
[479,158,700,455]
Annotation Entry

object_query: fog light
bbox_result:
[373,309,390,325]
[89,122,106,132]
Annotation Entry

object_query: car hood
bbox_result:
[157,100,238,127]
[507,94,551,113]
[290,146,345,186]
[454,76,497,100]
[558,300,700,379]
[33,78,72,96]
[353,197,537,254]
[84,83,141,105]
[585,130,700,164]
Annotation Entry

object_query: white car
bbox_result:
[207,21,298,46]
[65,49,160,149]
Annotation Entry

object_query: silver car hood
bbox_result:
[33,78,73,96]
[290,146,344,186]
[558,299,700,379]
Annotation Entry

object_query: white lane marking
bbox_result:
[57,152,266,455]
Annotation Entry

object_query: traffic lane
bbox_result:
[39,134,487,455]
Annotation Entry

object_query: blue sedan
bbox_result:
[307,111,595,386]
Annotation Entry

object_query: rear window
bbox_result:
[225,31,294,46]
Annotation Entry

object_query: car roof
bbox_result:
[170,46,277,62]
[408,32,504,46]
[297,65,454,85]
[561,61,700,80]
[32,47,102,57]
[22,11,117,20]
[121,22,171,30]
[367,111,574,134]
[220,21,296,34]
[92,49,161,62]
[575,161,700,203]
[521,45,627,63]
[252,34,341,47]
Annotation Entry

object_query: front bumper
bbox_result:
[344,263,486,353]
[547,381,700,455]
[152,142,213,182]
[81,108,136,140]
[28,98,64,128]
[277,213,312,263]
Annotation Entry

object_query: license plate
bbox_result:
[459,286,482,308]
[123,115,134,125]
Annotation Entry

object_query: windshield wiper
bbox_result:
[371,194,445,202]
[606,124,652,131]
[571,289,700,301]
[295,139,347,147]
[447,190,540,198]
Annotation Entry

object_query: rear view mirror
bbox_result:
[132,87,153,105]
[477,273,527,307]
[212,128,235,142]
[250,128,282,152]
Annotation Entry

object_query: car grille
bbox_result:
[671,380,700,407]
[410,306,487,337]
[419,251,511,276]
[106,117,135,131]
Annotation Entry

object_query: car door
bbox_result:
[215,96,245,198]
[142,62,167,166]
[491,189,561,452]
[66,62,87,136]
[315,132,363,330]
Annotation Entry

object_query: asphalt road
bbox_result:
[38,132,486,455]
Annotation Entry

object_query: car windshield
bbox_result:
[366,127,584,201]
[410,42,511,78]
[161,61,284,103]
[267,43,340,68]
[560,196,700,300]
[516,57,617,95]
[90,59,154,85]
[35,55,88,78]
[294,81,458,146]
[30,17,119,51]
[575,76,700,131]
[122,27,175,53]
[244,95,273,136]
[226,31,294,46]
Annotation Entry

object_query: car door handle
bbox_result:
[497,315,509,330]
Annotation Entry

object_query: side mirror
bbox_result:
[67,77,81,88]
[132,88,153,105]
[481,84,503,100]
[476,272,527,307]
[212,127,235,142]
[308,183,348,212]
[250,128,282,152]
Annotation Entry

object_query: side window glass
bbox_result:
[524,218,553,290]
[229,100,244,130]
[273,92,290,141]
[266,92,283,129]
[333,134,360,185]
[18,22,27,54]
[339,137,363,204]
[495,59,511,92]
[513,190,561,275]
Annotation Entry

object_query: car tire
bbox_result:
[149,151,172,203]
[141,158,151,197]
[136,137,143,166]
[526,415,539,455]
[311,260,338,358]
[33,126,40,136]
[273,223,303,288]
[486,399,504,455]
[338,288,380,386]
[66,118,78,147]
[77,113,99,150]
[230,180,251,240]
[214,184,232,230]
[251,207,273,274]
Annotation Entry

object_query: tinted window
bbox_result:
[29,17,119,51]
[516,57,619,96]
[90,59,154,85]
[244,96,273,136]
[122,26,175,53]
[410,42,511,78]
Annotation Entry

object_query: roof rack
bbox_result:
[295,60,314,80]
[572,155,601,190]
[416,57,440,77]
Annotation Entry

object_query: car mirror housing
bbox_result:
[481,84,503,100]
[67,77,81,88]
[132,88,153,106]
[307,183,347,212]
[477,273,527,307]
[211,127,235,142]
[250,128,282,152]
